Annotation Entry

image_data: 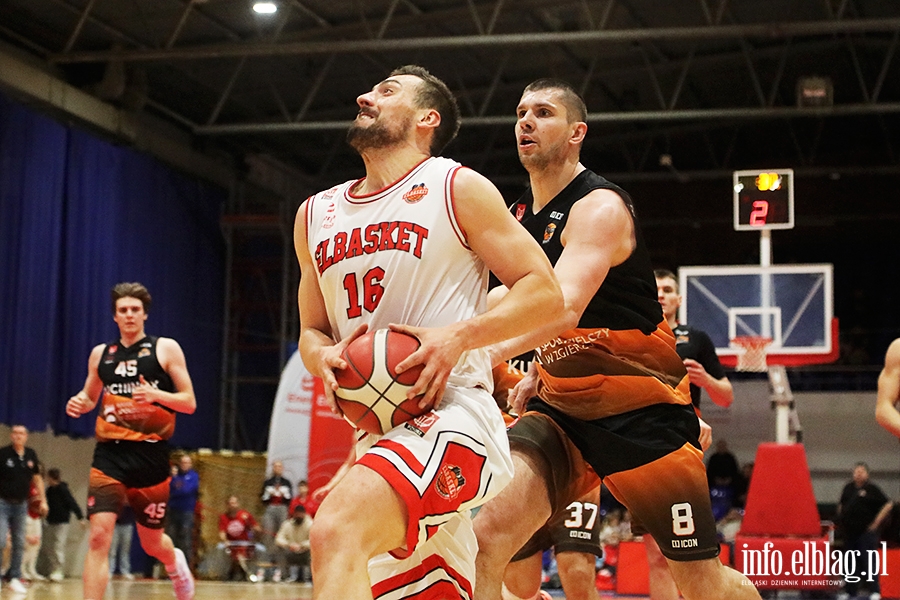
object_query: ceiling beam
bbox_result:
[50,17,900,63]
[194,102,900,135]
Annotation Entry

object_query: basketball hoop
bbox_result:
[731,336,772,372]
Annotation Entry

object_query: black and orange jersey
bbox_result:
[512,169,691,420]
[95,336,177,442]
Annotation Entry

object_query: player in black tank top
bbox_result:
[473,80,761,600]
[65,283,197,600]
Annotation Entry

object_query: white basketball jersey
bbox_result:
[306,157,491,389]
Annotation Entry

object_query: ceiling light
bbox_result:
[252,2,278,14]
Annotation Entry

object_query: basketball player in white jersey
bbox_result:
[876,338,900,437]
[294,65,563,600]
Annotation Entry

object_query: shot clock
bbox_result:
[733,169,794,231]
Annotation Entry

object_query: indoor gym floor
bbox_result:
[5,579,661,599]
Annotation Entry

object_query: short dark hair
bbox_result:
[523,78,587,123]
[48,468,61,480]
[111,282,152,314]
[390,65,461,155]
[654,269,678,291]
[855,461,869,471]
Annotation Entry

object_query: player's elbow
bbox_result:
[182,394,197,414]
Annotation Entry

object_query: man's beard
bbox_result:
[517,137,567,172]
[346,114,411,152]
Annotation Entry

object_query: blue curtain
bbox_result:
[0,92,226,448]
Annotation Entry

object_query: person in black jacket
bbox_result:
[837,463,892,600]
[40,467,85,581]
[0,424,48,593]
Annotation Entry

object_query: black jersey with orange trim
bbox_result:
[512,169,690,420]
[95,336,177,442]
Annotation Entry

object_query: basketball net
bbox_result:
[732,336,772,372]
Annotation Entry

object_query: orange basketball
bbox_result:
[334,328,426,435]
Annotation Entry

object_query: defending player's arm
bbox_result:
[390,167,563,408]
[132,337,196,414]
[683,358,734,408]
[490,188,635,374]
[66,344,106,418]
[294,202,368,412]
[876,339,900,438]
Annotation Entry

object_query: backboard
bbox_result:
[679,265,837,367]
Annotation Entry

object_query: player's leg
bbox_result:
[556,551,600,600]
[605,443,761,600]
[83,512,117,600]
[309,462,407,599]
[644,534,679,600]
[83,467,127,599]
[474,446,554,600]
[128,480,194,598]
[502,551,543,600]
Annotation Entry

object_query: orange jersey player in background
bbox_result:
[66,282,196,600]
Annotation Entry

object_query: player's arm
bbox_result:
[487,187,636,365]
[66,344,106,418]
[684,330,733,407]
[293,202,367,413]
[391,168,563,408]
[876,339,900,438]
[134,337,196,414]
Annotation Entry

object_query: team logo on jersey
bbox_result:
[515,203,527,221]
[676,334,689,345]
[404,412,438,437]
[108,345,118,355]
[87,495,95,508]
[322,202,336,229]
[435,465,466,500]
[403,183,428,203]
[138,348,151,358]
[542,222,557,243]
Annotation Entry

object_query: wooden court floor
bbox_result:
[3,579,313,599]
[6,579,657,599]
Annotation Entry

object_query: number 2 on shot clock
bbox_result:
[733,168,794,231]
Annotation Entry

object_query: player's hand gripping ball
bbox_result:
[334,328,427,435]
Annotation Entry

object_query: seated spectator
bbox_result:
[218,495,262,581]
[274,504,313,582]
[717,507,743,544]
[288,479,320,518]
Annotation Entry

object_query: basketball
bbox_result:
[333,328,426,435]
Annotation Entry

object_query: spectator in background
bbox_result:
[108,506,135,579]
[288,479,319,518]
[218,495,261,581]
[706,440,740,492]
[274,503,313,583]
[733,462,754,509]
[260,461,292,554]
[0,425,48,594]
[837,462,892,600]
[41,467,85,582]
[21,463,45,582]
[167,454,199,566]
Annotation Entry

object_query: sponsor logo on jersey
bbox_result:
[404,412,438,436]
[403,183,428,203]
[676,334,689,345]
[542,222,557,243]
[515,203,527,221]
[323,186,339,199]
[549,210,565,220]
[322,202,336,229]
[108,345,118,354]
[138,348,151,358]
[435,465,466,500]
[315,221,430,275]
